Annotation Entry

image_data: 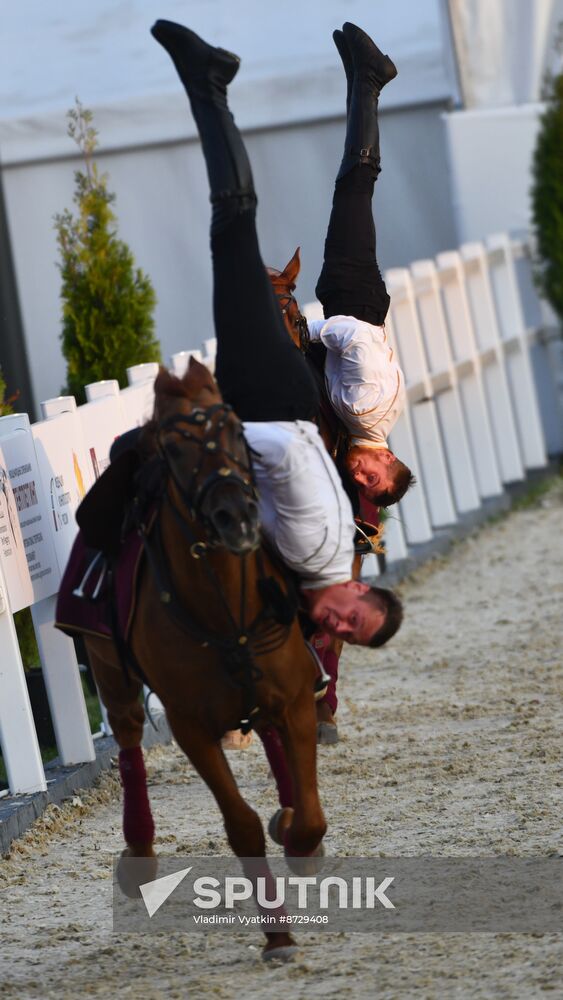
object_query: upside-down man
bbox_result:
[273,22,416,510]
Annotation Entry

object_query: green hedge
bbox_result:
[531,70,563,323]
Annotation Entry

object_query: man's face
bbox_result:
[345,447,396,502]
[305,580,385,645]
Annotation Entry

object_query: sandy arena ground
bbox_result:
[1,481,562,999]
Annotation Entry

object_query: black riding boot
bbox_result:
[336,21,397,181]
[332,29,353,115]
[314,23,397,325]
[151,20,256,234]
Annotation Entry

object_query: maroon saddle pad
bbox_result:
[55,523,148,642]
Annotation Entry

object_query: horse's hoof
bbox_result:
[116,847,158,899]
[262,944,299,963]
[285,840,325,876]
[268,807,294,846]
[317,720,339,745]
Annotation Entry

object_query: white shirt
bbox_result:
[243,420,355,589]
[308,315,405,448]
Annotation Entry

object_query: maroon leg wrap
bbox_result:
[320,649,339,715]
[258,726,293,808]
[119,746,155,846]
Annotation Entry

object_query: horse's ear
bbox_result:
[282,247,301,289]
[184,356,219,396]
[154,366,185,399]
[267,247,302,293]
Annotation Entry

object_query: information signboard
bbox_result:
[0,440,34,612]
[32,410,92,575]
[120,380,155,431]
[0,415,60,601]
[78,396,126,482]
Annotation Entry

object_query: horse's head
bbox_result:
[267,247,310,352]
[152,360,260,555]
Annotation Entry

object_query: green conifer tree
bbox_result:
[531,51,563,323]
[0,367,18,415]
[54,100,161,401]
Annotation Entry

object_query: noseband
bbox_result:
[156,402,256,545]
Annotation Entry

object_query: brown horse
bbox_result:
[83,359,326,960]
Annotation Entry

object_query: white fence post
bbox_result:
[411,259,481,514]
[0,410,95,766]
[202,338,217,372]
[0,431,46,793]
[122,364,159,430]
[384,316,434,545]
[436,250,503,499]
[386,268,457,528]
[486,233,547,470]
[126,363,160,386]
[0,561,46,794]
[31,598,96,763]
[382,511,409,564]
[360,552,380,579]
[460,242,525,483]
[170,350,203,378]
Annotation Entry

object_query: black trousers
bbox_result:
[315,165,390,326]
[212,210,319,422]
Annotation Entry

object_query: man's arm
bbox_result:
[244,421,355,585]
[307,316,377,357]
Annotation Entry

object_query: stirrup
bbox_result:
[305,641,331,701]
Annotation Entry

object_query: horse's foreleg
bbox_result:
[167,710,297,960]
[86,643,156,859]
[277,691,327,857]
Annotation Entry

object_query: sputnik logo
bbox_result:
[140,866,192,918]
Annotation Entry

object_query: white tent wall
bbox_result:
[446,0,562,109]
[443,0,563,244]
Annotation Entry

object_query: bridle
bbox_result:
[118,399,297,733]
[275,289,310,353]
[156,402,257,547]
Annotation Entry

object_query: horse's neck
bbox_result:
[158,499,264,633]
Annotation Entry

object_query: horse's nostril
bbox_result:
[214,509,234,529]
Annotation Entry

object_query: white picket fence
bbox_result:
[0,232,561,796]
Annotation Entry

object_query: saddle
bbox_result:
[56,433,160,644]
